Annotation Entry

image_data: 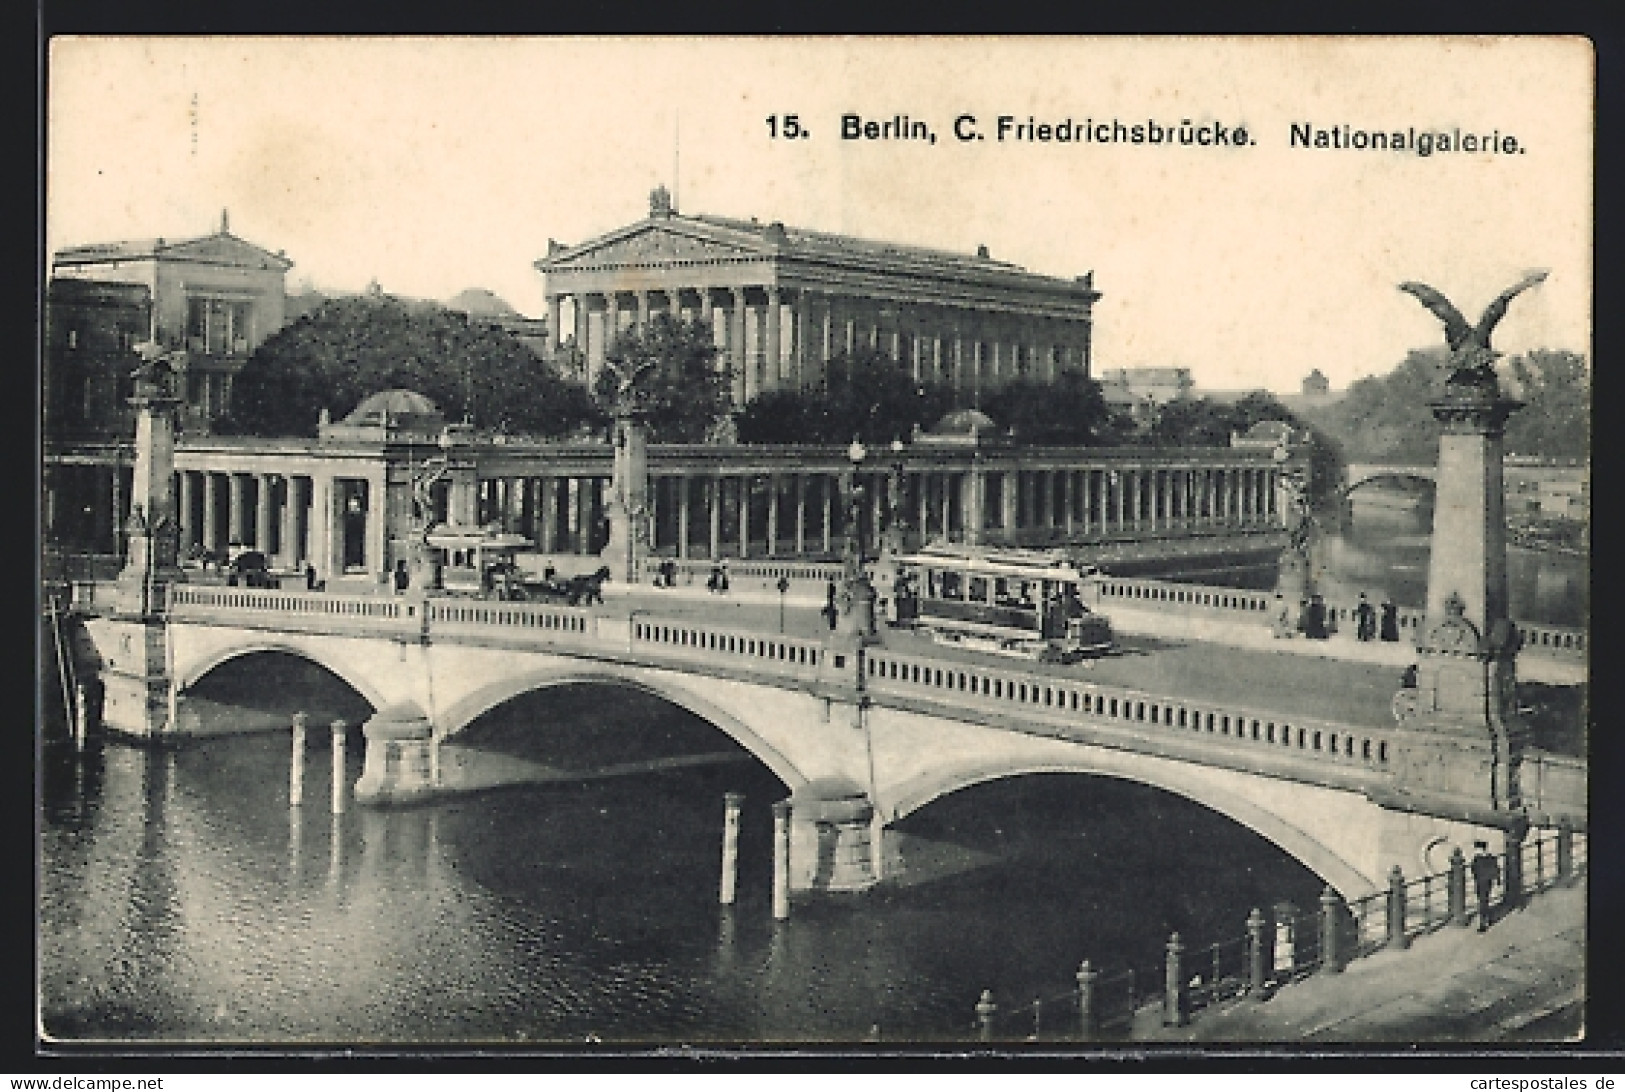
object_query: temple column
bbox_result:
[256,474,274,552]
[576,477,593,555]
[636,290,650,334]
[228,473,248,547]
[729,288,748,406]
[793,290,809,390]
[1063,470,1076,537]
[1114,470,1127,531]
[1081,469,1094,535]
[1001,471,1018,534]
[765,288,783,390]
[605,293,622,352]
[574,294,590,361]
[738,476,751,558]
[546,294,562,357]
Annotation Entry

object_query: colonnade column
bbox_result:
[794,474,807,554]
[822,476,834,554]
[201,472,219,553]
[227,473,247,548]
[765,475,780,556]
[178,471,196,554]
[738,477,751,558]
[279,476,299,566]
[255,475,274,553]
[707,477,722,559]
[673,475,689,560]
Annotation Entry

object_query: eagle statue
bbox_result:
[1397,270,1548,374]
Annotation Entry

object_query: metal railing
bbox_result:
[964,825,1586,1042]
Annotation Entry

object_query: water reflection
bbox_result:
[42,716,1327,1044]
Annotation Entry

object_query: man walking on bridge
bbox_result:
[1471,840,1501,931]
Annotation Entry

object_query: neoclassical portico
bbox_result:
[537,188,1101,405]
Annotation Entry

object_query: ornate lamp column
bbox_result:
[836,437,878,642]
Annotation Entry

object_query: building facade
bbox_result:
[536,188,1100,405]
[47,211,294,438]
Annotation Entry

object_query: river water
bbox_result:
[40,677,1325,1045]
[1163,502,1588,629]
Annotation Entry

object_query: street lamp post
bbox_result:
[886,437,907,555]
[837,437,878,642]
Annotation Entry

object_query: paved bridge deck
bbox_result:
[622,590,1406,732]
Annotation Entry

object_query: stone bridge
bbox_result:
[81,585,1585,902]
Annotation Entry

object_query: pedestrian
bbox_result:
[717,562,730,593]
[393,559,411,594]
[1355,593,1376,642]
[1272,593,1294,639]
[1470,840,1501,931]
[1380,599,1400,642]
[304,563,318,591]
[822,580,840,631]
[1400,663,1418,689]
[1296,599,1311,636]
[1306,594,1328,640]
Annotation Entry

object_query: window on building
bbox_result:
[66,329,78,350]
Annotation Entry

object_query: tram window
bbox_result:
[939,571,963,600]
[968,577,989,603]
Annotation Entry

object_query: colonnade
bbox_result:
[546,286,1094,407]
[471,461,1280,562]
[169,468,386,581]
[46,448,1282,576]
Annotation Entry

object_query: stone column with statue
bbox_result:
[599,358,655,584]
[1385,271,1548,817]
[1271,435,1320,638]
[115,344,187,618]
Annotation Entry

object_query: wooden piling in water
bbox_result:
[330,720,347,815]
[290,712,308,807]
[720,792,743,906]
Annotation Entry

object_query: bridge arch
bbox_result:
[174,641,389,711]
[886,759,1378,898]
[436,666,810,794]
[1339,470,1436,501]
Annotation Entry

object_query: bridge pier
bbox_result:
[788,777,879,893]
[353,702,438,806]
[82,616,175,739]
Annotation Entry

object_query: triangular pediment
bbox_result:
[541,221,767,270]
[160,233,293,270]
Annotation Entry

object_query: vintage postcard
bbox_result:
[40,36,1590,1053]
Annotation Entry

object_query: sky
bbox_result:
[45,37,1592,393]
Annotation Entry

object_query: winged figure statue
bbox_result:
[603,357,660,408]
[1397,270,1549,371]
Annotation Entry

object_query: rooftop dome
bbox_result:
[342,389,441,425]
[931,408,998,436]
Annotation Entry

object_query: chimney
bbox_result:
[220,208,230,234]
[976,244,990,259]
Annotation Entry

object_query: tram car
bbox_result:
[890,545,1114,662]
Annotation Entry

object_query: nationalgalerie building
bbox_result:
[537,187,1101,404]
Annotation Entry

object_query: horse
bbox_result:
[563,566,612,607]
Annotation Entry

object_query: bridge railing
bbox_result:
[861,647,1396,790]
[167,584,418,632]
[1089,575,1583,659]
[629,617,825,676]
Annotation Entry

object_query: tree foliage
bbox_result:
[1142,391,1344,508]
[981,369,1112,445]
[1504,349,1590,458]
[223,295,598,437]
[1305,346,1590,464]
[735,348,957,444]
[591,315,734,443]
